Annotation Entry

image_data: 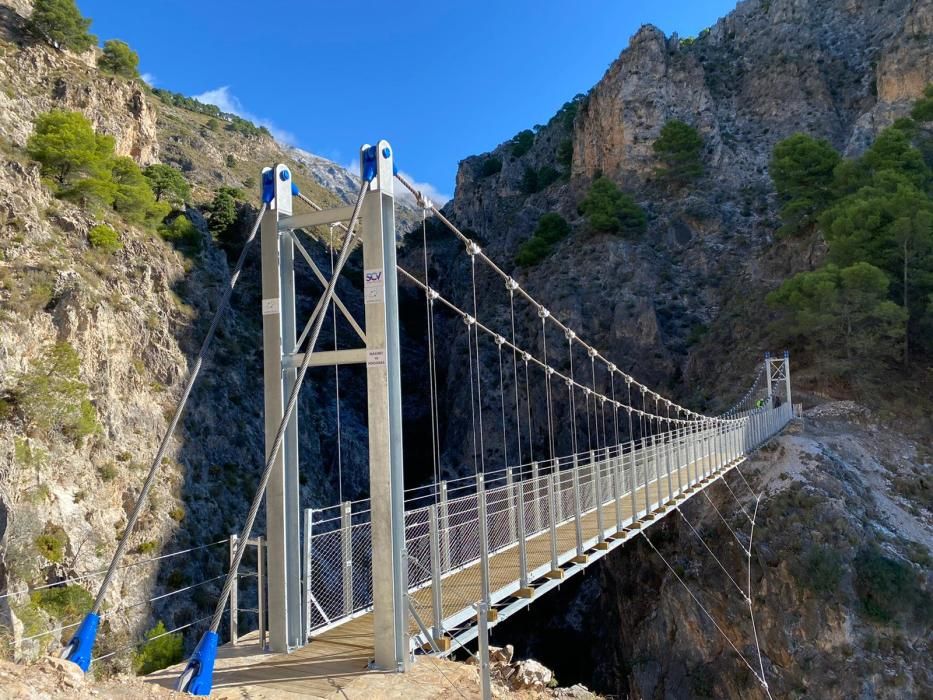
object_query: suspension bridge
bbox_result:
[10,142,794,697]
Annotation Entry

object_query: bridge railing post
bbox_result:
[477,474,491,605]
[516,468,530,595]
[302,510,311,643]
[439,481,451,572]
[593,449,604,541]
[642,436,652,517]
[627,438,638,525]
[229,534,239,646]
[505,467,521,544]
[613,445,623,534]
[572,454,583,556]
[428,504,445,649]
[654,432,664,512]
[663,424,674,504]
[686,424,692,485]
[341,501,353,616]
[548,472,560,575]
[258,535,266,651]
[675,425,684,496]
[531,462,542,534]
[555,460,566,524]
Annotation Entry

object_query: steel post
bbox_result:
[428,505,444,645]
[477,474,491,604]
[360,142,407,671]
[341,502,353,615]
[229,535,238,646]
[572,455,583,555]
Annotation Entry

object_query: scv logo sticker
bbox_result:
[365,271,383,283]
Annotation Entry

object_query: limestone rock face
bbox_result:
[0,42,159,164]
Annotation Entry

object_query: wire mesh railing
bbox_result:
[302,403,792,640]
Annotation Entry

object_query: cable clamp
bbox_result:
[584,387,591,396]
[607,363,616,373]
[537,306,550,319]
[463,314,476,326]
[427,288,439,302]
[600,395,607,404]
[565,329,576,342]
[466,241,481,256]
[505,277,519,291]
[494,334,505,347]
[546,367,555,376]
[587,347,597,359]
[522,351,531,363]
[565,378,573,388]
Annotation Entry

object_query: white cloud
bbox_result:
[193,86,297,145]
[396,170,450,207]
[140,73,156,87]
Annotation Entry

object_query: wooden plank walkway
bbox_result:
[148,452,733,698]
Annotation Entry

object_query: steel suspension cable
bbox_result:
[86,204,267,619]
[640,531,768,692]
[508,284,523,466]
[421,209,441,491]
[469,252,486,473]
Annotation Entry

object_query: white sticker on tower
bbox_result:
[367,349,386,367]
[262,298,280,315]
[364,268,384,304]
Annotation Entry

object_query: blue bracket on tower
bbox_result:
[176,630,219,696]
[262,169,276,204]
[62,612,100,672]
[362,145,378,182]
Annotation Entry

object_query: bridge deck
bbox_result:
[147,453,739,698]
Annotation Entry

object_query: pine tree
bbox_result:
[98,39,139,78]
[27,0,95,52]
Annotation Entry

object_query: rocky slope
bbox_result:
[490,404,932,699]
[0,0,386,671]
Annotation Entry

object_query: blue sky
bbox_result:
[77,1,739,202]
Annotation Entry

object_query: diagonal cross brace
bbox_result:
[288,230,366,344]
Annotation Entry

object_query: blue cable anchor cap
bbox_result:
[362,145,378,182]
[291,182,300,196]
[261,169,275,204]
[176,630,219,696]
[63,612,99,672]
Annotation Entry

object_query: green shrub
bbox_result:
[27,0,95,53]
[158,214,201,253]
[133,621,183,674]
[799,544,843,597]
[516,213,571,267]
[479,157,502,178]
[510,129,535,158]
[136,540,158,555]
[31,585,93,621]
[854,545,931,623]
[98,39,139,78]
[168,506,185,522]
[34,525,68,563]
[225,154,236,168]
[98,462,118,481]
[578,176,646,236]
[14,342,99,440]
[653,120,704,187]
[87,224,122,252]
